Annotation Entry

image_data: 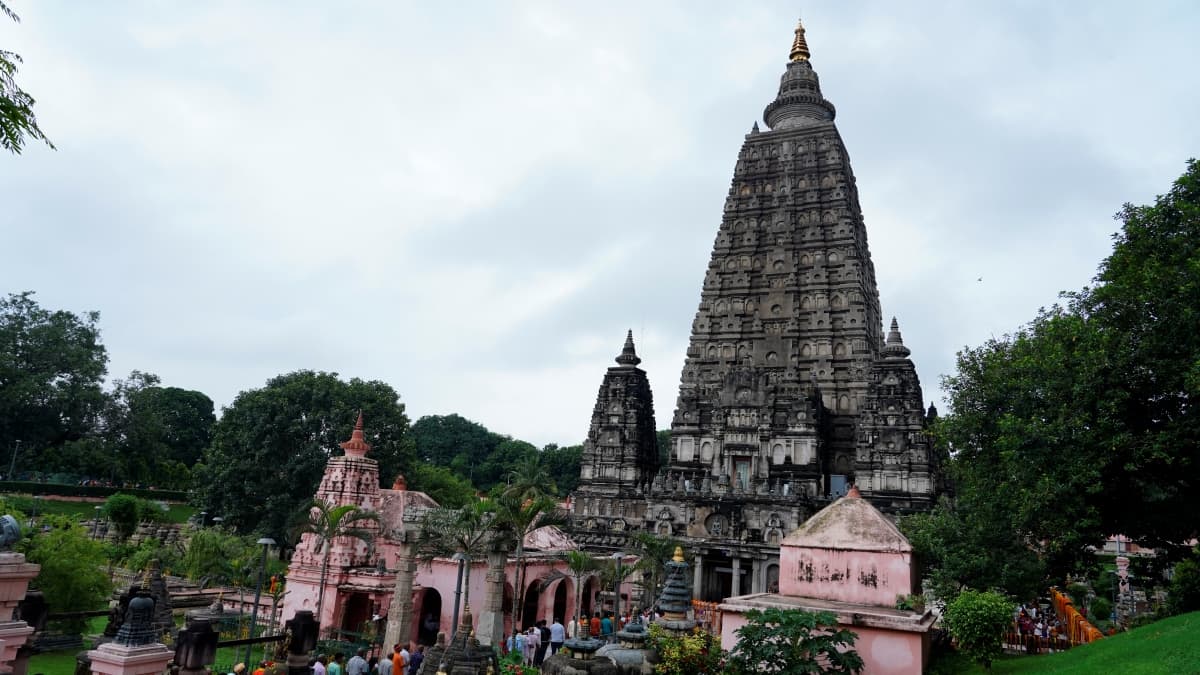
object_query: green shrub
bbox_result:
[1167,557,1200,615]
[0,481,186,501]
[724,608,862,675]
[21,516,111,633]
[943,590,1012,671]
[1090,596,1113,622]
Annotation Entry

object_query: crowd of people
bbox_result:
[504,607,666,667]
[1012,600,1070,652]
[300,644,426,675]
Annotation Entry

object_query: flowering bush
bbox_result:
[497,649,537,675]
[645,623,724,675]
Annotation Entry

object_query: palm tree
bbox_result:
[502,453,557,501]
[412,500,496,611]
[491,491,568,630]
[539,550,601,629]
[628,530,683,609]
[291,499,380,626]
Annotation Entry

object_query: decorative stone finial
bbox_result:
[789,18,810,62]
[751,121,760,134]
[392,474,407,491]
[615,330,642,367]
[882,317,912,359]
[846,484,862,499]
[672,546,684,563]
[339,411,372,457]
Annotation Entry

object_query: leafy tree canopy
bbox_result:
[911,160,1200,597]
[1,2,54,153]
[194,370,414,542]
[942,590,1013,671]
[22,516,111,632]
[0,291,107,468]
[725,608,863,675]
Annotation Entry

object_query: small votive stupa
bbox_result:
[718,486,935,675]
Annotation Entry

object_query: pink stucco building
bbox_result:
[279,416,627,649]
[719,486,935,675]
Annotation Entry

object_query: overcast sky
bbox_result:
[3,1,1198,447]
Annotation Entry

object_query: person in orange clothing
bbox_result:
[252,661,267,675]
[589,611,601,638]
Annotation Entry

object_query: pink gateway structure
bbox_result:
[279,415,619,649]
[719,486,935,675]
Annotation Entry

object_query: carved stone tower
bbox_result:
[668,18,934,507]
[573,332,659,520]
[571,19,939,601]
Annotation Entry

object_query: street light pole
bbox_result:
[610,552,624,641]
[450,552,468,641]
[245,537,276,667]
[7,440,21,480]
[92,505,102,538]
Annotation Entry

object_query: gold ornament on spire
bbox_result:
[789,18,810,62]
[673,546,685,563]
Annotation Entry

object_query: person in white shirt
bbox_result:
[377,652,392,675]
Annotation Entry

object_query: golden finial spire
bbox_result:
[789,17,810,62]
[673,546,685,563]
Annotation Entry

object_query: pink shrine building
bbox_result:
[719,486,935,675]
[279,415,621,649]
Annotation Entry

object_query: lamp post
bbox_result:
[7,440,21,480]
[212,516,224,529]
[450,552,469,641]
[92,505,102,538]
[610,552,624,641]
[245,537,276,667]
[199,511,208,527]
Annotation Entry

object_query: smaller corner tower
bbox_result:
[853,319,937,509]
[574,331,659,510]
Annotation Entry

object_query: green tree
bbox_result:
[920,161,1200,596]
[539,550,599,625]
[1166,554,1200,616]
[290,500,379,625]
[628,530,682,609]
[644,622,723,675]
[0,292,107,473]
[656,429,671,465]
[0,2,53,153]
[541,443,582,495]
[411,414,499,476]
[412,500,496,611]
[477,439,536,492]
[490,492,567,629]
[942,590,1013,672]
[103,493,144,540]
[501,452,556,500]
[23,517,111,633]
[725,608,862,675]
[407,463,476,508]
[194,370,413,542]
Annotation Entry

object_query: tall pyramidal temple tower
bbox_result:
[571,20,941,601]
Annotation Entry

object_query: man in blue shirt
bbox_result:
[600,613,613,638]
[549,618,566,654]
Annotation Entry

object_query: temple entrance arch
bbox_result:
[502,582,515,638]
[521,581,541,631]
[340,592,372,634]
[415,588,442,646]
[553,579,569,623]
[581,576,599,619]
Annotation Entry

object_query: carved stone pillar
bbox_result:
[750,558,762,594]
[475,551,507,648]
[731,557,742,597]
[692,555,703,600]
[383,547,416,649]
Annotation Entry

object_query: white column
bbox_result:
[750,558,762,594]
[731,558,742,597]
[692,556,703,599]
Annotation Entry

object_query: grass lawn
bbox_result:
[931,611,1200,674]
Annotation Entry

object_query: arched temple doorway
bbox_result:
[581,576,599,619]
[521,582,541,631]
[340,593,372,634]
[415,588,442,646]
[553,579,569,623]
